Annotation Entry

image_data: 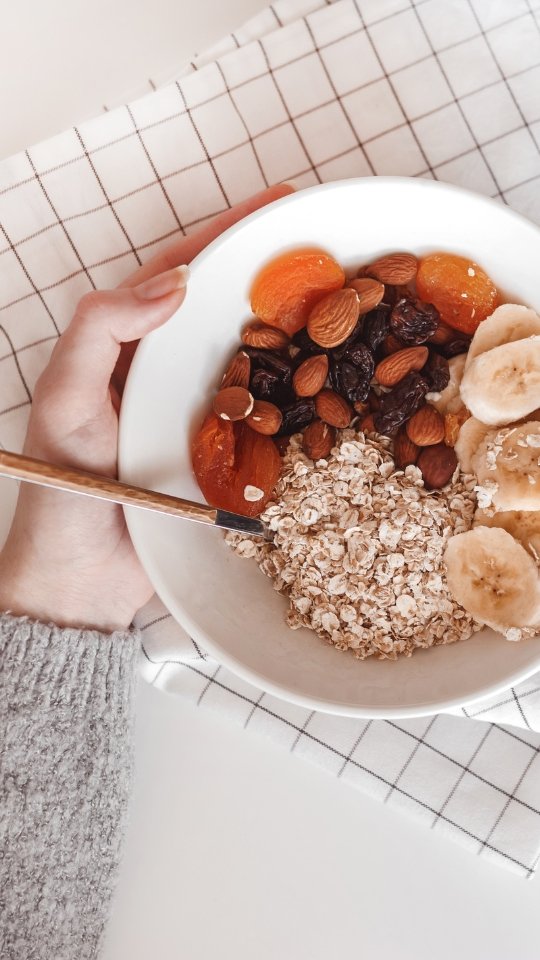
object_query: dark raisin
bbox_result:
[361,305,391,353]
[343,342,372,369]
[250,368,295,407]
[440,338,471,358]
[291,327,327,355]
[246,348,295,405]
[290,349,310,368]
[384,284,412,308]
[243,347,293,379]
[330,361,359,402]
[332,315,365,358]
[422,351,450,392]
[329,343,374,404]
[390,298,439,346]
[368,388,381,412]
[250,369,280,404]
[373,372,429,436]
[330,352,374,404]
[276,398,316,436]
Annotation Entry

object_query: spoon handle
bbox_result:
[0,449,267,538]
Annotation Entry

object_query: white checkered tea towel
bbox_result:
[1,0,540,876]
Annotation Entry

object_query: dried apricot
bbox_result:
[250,249,345,336]
[230,422,282,516]
[191,412,281,517]
[191,411,235,505]
[416,253,499,335]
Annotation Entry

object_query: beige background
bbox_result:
[0,0,267,158]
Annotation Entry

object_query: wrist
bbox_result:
[0,549,133,633]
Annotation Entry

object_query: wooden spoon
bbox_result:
[0,449,270,539]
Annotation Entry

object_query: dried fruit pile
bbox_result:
[192,247,501,516]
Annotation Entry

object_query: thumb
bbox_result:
[35,266,189,418]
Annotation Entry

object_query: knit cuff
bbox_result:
[0,612,141,712]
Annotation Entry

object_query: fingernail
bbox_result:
[134,265,190,300]
[280,180,300,192]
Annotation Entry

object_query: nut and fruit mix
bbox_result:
[191,246,540,654]
[192,248,496,517]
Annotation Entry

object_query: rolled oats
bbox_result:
[227,429,480,660]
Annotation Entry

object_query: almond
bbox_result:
[360,413,375,433]
[213,386,254,421]
[302,419,336,460]
[246,400,282,435]
[315,389,352,428]
[375,346,428,387]
[417,443,457,490]
[221,351,250,389]
[307,288,360,349]
[366,252,418,285]
[406,404,445,446]
[353,399,370,416]
[242,322,290,349]
[394,427,419,469]
[348,278,385,314]
[293,354,329,397]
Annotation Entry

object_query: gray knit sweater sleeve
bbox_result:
[0,612,141,960]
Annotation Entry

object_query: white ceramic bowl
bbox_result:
[119,177,540,718]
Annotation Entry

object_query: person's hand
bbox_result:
[0,184,294,632]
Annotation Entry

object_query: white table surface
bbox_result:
[3,3,540,957]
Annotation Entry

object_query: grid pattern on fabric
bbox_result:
[141,645,540,878]
[1,0,539,447]
[1,0,540,876]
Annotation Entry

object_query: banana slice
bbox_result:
[460,337,540,425]
[472,421,540,511]
[474,508,540,560]
[466,304,540,368]
[429,353,467,415]
[454,417,491,473]
[444,527,540,630]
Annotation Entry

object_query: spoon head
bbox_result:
[215,509,272,540]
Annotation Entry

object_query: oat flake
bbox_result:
[244,485,264,502]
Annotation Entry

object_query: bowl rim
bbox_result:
[120,176,540,718]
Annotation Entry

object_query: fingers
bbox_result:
[34,267,188,422]
[33,184,297,428]
[112,183,296,393]
[121,183,296,289]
